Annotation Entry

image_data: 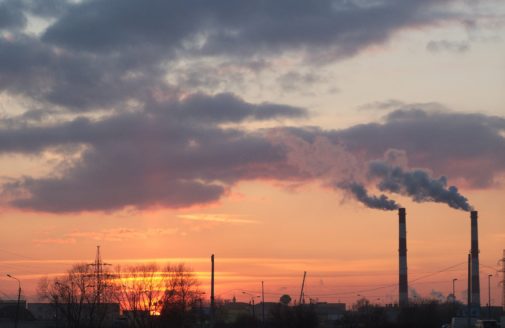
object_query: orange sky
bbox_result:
[1,181,503,305]
[0,0,504,310]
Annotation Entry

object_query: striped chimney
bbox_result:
[470,211,481,312]
[399,208,408,307]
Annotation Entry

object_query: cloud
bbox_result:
[1,106,504,213]
[335,109,505,187]
[178,213,258,224]
[0,0,496,116]
[0,94,305,212]
[0,0,68,28]
[42,0,452,60]
[0,34,168,111]
[33,237,76,245]
[426,40,470,53]
[0,1,26,30]
[33,227,180,244]
[0,92,306,154]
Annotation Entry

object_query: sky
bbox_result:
[0,0,504,306]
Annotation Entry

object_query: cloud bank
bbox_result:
[0,0,503,213]
[1,107,503,213]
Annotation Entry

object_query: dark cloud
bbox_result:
[0,93,306,154]
[0,1,26,30]
[0,34,167,111]
[0,94,306,212]
[43,0,449,59]
[0,0,502,213]
[0,0,68,30]
[0,0,485,114]
[335,109,505,187]
[2,106,502,213]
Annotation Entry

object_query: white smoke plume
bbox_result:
[274,131,473,212]
[272,131,402,211]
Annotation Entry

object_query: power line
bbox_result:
[0,249,39,261]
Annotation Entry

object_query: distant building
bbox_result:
[221,301,251,322]
[0,300,28,319]
[312,302,346,327]
[27,302,120,325]
[252,302,283,320]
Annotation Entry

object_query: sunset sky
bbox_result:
[0,0,504,306]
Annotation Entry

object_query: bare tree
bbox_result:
[160,263,203,328]
[38,263,116,328]
[114,263,165,328]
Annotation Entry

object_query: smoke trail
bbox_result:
[341,182,400,210]
[368,152,473,211]
[270,131,402,210]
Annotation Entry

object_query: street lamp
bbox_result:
[488,274,493,318]
[6,274,21,328]
[452,278,458,304]
[242,292,260,318]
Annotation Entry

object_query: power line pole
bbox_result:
[87,246,112,305]
[261,281,265,324]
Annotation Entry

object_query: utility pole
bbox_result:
[299,271,307,305]
[488,274,492,318]
[6,274,21,328]
[211,254,215,317]
[500,249,505,312]
[261,281,265,324]
[87,246,111,305]
[452,278,458,304]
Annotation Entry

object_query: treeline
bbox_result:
[38,262,204,328]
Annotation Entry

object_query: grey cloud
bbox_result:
[2,124,296,212]
[0,93,306,154]
[167,93,308,123]
[43,0,450,60]
[0,1,26,30]
[0,35,168,110]
[0,0,485,114]
[276,71,325,93]
[1,107,503,213]
[336,109,505,187]
[357,99,406,111]
[0,0,68,31]
[0,94,305,212]
[426,40,470,53]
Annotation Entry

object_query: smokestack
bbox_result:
[468,253,471,325]
[211,254,215,313]
[399,208,408,307]
[470,211,481,314]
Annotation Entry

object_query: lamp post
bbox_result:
[488,274,492,318]
[242,292,260,319]
[6,274,21,328]
[452,278,458,304]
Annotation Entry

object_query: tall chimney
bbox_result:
[211,254,215,313]
[399,208,408,307]
[470,211,481,314]
[468,253,472,325]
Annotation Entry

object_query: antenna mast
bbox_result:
[299,271,307,305]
